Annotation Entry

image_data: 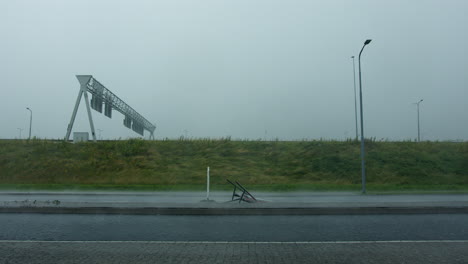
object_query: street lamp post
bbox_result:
[26,107,32,140]
[415,99,423,142]
[351,56,358,140]
[358,39,372,194]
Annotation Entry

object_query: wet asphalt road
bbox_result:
[1,214,468,263]
[1,213,468,241]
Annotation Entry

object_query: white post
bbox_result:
[206,166,210,200]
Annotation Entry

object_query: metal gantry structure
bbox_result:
[65,75,156,141]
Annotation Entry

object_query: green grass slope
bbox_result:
[1,138,467,191]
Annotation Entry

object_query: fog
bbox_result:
[1,0,467,141]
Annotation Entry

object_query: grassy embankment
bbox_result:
[0,138,467,192]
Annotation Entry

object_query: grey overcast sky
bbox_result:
[1,0,467,141]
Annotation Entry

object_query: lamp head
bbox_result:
[364,39,372,45]
[351,56,355,58]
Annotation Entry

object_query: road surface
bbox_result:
[1,213,467,263]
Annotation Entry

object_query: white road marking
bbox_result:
[0,240,467,244]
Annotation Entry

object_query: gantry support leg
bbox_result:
[64,89,83,141]
[64,75,96,142]
[83,91,97,142]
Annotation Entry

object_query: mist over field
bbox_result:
[1,0,467,141]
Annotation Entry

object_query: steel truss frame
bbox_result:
[64,75,156,141]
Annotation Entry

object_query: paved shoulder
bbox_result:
[1,191,468,215]
[1,241,467,264]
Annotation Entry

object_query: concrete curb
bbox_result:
[1,206,468,215]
